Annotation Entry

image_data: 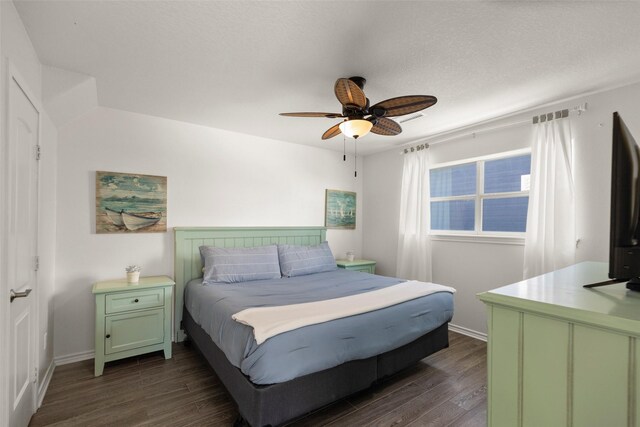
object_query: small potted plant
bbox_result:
[126,265,141,283]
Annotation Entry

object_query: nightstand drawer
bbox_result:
[105,288,165,314]
[105,308,164,354]
[336,259,376,274]
[349,265,375,274]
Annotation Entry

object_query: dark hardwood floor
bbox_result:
[30,332,486,427]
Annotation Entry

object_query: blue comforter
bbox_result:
[185,269,454,384]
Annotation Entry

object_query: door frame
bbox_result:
[1,59,42,427]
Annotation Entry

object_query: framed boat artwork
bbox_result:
[325,189,356,229]
[96,171,167,233]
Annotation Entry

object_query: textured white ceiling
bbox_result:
[14,1,640,154]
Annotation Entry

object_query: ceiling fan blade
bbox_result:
[370,95,437,118]
[334,78,367,109]
[280,112,343,118]
[322,123,342,140]
[370,117,402,136]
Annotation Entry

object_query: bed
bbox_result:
[174,227,453,426]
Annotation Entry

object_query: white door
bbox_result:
[7,72,40,427]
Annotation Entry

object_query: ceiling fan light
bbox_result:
[339,119,373,139]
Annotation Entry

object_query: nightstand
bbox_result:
[92,275,174,376]
[336,259,376,274]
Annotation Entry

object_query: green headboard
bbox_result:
[173,226,327,341]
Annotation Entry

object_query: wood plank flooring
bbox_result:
[30,332,486,427]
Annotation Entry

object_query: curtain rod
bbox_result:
[399,102,587,155]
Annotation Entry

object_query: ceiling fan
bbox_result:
[280,76,437,140]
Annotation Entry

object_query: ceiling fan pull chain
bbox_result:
[354,138,358,178]
[343,134,346,161]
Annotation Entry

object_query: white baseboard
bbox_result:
[37,360,55,408]
[54,350,94,366]
[448,323,487,342]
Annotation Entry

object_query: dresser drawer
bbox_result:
[105,288,165,314]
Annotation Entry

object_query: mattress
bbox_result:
[184,269,454,384]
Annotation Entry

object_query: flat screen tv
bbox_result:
[585,112,640,291]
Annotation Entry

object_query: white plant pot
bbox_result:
[127,271,140,283]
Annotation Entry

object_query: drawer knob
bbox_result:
[134,298,139,303]
[106,334,111,339]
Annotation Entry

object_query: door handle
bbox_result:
[10,288,32,303]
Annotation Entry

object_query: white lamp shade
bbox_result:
[339,119,373,139]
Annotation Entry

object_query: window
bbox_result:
[430,152,531,234]
[430,163,476,231]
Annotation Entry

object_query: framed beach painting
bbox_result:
[96,171,167,234]
[325,189,356,229]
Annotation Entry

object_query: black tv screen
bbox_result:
[609,112,640,291]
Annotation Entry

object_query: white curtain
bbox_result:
[396,149,432,282]
[523,118,575,279]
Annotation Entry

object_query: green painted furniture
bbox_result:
[336,259,376,274]
[174,226,327,342]
[93,275,174,376]
[478,262,640,427]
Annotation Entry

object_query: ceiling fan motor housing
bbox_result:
[342,105,364,117]
[348,76,366,90]
[370,106,387,117]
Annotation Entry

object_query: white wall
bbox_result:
[38,113,57,389]
[0,3,6,424]
[54,107,363,358]
[1,0,58,405]
[1,1,41,99]
[363,80,640,336]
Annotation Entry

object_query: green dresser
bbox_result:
[336,259,376,274]
[478,262,640,427]
[93,276,174,376]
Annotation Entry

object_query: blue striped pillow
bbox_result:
[200,245,282,284]
[278,242,338,277]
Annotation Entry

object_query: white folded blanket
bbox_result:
[232,280,456,345]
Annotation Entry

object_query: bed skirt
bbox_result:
[183,308,449,427]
